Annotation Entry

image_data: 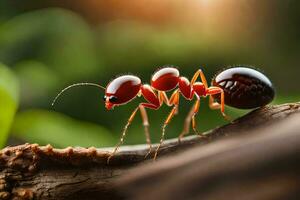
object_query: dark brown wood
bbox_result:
[0,102,299,200]
[118,106,300,200]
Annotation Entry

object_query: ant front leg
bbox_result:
[107,106,139,164]
[208,87,231,121]
[107,85,161,164]
[107,103,156,164]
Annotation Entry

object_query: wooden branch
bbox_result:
[0,102,299,200]
[118,105,300,200]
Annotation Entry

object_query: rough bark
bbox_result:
[0,102,299,200]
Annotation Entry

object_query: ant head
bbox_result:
[104,75,142,110]
[103,95,118,110]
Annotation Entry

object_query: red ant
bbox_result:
[52,65,274,163]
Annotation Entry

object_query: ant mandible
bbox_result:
[52,65,275,163]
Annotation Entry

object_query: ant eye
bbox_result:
[109,96,118,103]
[103,95,107,101]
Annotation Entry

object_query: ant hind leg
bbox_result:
[190,97,206,138]
[208,87,231,121]
[179,97,205,140]
[178,104,194,142]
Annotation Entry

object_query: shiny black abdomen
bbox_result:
[211,66,275,109]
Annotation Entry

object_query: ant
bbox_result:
[52,65,274,163]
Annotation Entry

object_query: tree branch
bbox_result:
[0,102,299,200]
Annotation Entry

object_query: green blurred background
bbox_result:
[0,0,299,148]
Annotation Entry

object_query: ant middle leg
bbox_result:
[159,89,180,114]
[153,90,180,160]
[153,104,178,161]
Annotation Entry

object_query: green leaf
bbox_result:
[12,109,115,148]
[0,63,19,147]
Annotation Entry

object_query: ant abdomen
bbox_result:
[211,66,275,109]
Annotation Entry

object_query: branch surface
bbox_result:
[0,102,299,200]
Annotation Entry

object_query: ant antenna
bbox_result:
[51,82,105,106]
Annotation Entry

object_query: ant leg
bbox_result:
[178,96,205,140]
[107,85,161,163]
[139,105,152,158]
[153,105,178,161]
[207,87,231,121]
[209,95,220,109]
[159,89,180,113]
[107,106,139,164]
[191,69,208,88]
[159,89,180,106]
[190,97,205,138]
[153,90,180,160]
[170,89,180,114]
[178,103,194,142]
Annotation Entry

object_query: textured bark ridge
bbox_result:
[0,102,299,200]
